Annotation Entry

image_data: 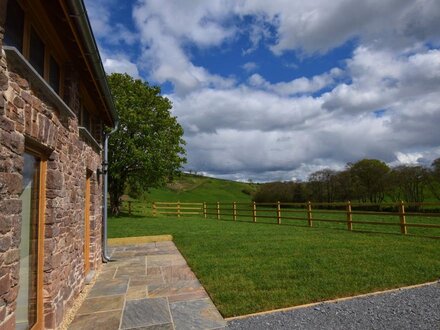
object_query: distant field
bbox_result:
[120,173,440,238]
[108,215,440,317]
[144,174,256,203]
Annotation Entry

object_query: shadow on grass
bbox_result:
[110,211,147,219]
[206,217,440,240]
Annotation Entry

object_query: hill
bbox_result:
[144,174,257,203]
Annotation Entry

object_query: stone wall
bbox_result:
[0,29,104,329]
[0,22,21,330]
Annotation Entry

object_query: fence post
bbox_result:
[346,201,352,231]
[152,202,156,217]
[233,202,237,221]
[177,201,181,218]
[277,201,281,224]
[217,202,220,220]
[307,201,313,227]
[252,201,257,222]
[203,202,207,219]
[399,201,407,234]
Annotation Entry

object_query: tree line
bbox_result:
[253,158,440,204]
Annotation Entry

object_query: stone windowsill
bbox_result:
[79,127,101,151]
[3,46,75,118]
[5,46,102,151]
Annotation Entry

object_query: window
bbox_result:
[17,152,46,330]
[4,0,63,96]
[49,55,60,94]
[80,106,91,132]
[4,0,25,52]
[29,28,45,77]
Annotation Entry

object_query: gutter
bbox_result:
[64,0,119,262]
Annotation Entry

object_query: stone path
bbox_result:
[69,241,226,330]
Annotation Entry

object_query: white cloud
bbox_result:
[322,47,440,113]
[85,0,137,46]
[103,57,140,78]
[133,8,236,95]
[242,62,259,72]
[235,0,440,55]
[394,152,424,165]
[169,87,322,134]
[248,68,343,96]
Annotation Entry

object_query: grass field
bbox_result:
[144,174,256,203]
[109,213,440,317]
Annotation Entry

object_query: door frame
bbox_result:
[24,140,48,330]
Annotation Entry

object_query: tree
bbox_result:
[349,159,390,203]
[253,182,293,203]
[428,158,440,200]
[307,169,338,203]
[108,73,186,215]
[386,165,428,203]
[333,169,357,202]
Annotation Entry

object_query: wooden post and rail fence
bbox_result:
[150,200,440,238]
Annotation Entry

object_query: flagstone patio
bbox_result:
[69,240,226,330]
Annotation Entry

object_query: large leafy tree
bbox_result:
[348,159,390,203]
[107,73,186,215]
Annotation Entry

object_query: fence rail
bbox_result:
[153,201,204,218]
[151,201,440,238]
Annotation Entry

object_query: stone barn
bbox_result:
[0,0,118,328]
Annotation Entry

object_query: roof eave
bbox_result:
[65,0,118,127]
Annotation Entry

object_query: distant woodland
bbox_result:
[253,158,440,204]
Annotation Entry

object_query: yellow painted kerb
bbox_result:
[108,235,173,246]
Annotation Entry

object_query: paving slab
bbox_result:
[69,310,122,330]
[121,298,171,329]
[77,295,125,315]
[170,299,226,330]
[69,240,226,330]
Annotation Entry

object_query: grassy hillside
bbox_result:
[144,174,256,203]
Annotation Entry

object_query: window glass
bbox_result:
[29,28,45,76]
[4,0,25,51]
[17,153,40,330]
[49,56,60,93]
[81,106,91,131]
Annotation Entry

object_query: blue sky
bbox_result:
[84,0,440,181]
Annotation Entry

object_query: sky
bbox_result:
[84,0,440,182]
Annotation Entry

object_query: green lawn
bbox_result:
[109,214,440,317]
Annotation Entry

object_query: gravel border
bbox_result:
[58,268,101,330]
[227,282,440,330]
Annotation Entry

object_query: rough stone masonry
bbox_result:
[0,19,105,330]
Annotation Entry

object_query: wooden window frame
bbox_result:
[24,141,48,330]
[79,83,101,141]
